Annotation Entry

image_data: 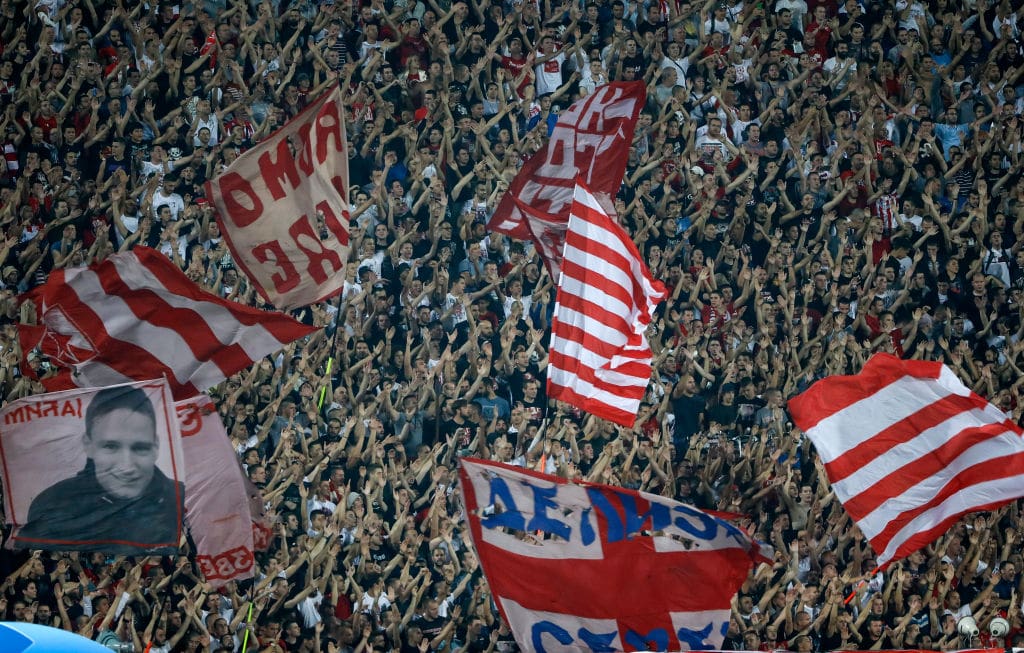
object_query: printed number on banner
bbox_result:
[196,547,254,580]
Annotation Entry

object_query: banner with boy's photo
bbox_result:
[0,379,185,554]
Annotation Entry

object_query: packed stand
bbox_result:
[1,0,1024,650]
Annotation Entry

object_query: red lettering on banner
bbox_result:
[318,177,350,246]
[545,124,574,169]
[218,172,264,228]
[315,101,345,161]
[62,399,83,417]
[196,556,217,579]
[251,521,272,552]
[252,522,272,550]
[295,122,315,176]
[258,138,301,202]
[4,399,84,424]
[518,179,570,217]
[289,214,344,284]
[206,86,351,308]
[252,240,300,293]
[576,86,623,131]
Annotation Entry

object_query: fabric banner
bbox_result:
[18,246,316,400]
[177,395,255,586]
[0,380,184,554]
[245,474,273,552]
[548,181,667,426]
[486,82,646,278]
[458,458,770,653]
[205,85,351,309]
[789,353,1024,567]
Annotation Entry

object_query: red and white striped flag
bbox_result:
[547,181,667,426]
[789,353,1024,567]
[19,247,316,399]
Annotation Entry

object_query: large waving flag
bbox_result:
[458,458,770,652]
[547,181,667,426]
[789,353,1024,567]
[487,83,645,278]
[19,247,316,399]
[205,85,350,309]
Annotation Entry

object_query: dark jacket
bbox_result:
[17,460,184,554]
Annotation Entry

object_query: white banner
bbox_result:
[205,85,351,309]
[177,395,255,586]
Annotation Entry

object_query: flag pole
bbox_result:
[317,291,345,411]
[240,600,255,653]
[318,357,334,409]
[844,567,880,605]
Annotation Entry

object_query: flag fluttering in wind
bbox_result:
[547,181,667,426]
[19,247,315,399]
[789,353,1024,566]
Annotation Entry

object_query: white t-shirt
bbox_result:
[534,50,566,95]
[151,188,185,220]
[192,113,220,146]
[296,591,323,628]
[444,292,469,325]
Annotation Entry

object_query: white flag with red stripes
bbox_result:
[547,181,667,426]
[19,247,316,399]
[789,353,1024,567]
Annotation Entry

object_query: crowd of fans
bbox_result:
[1,0,1024,650]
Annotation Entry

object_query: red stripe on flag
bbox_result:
[886,498,1019,565]
[840,421,1019,520]
[551,319,648,361]
[789,353,1024,566]
[46,284,201,396]
[134,248,313,342]
[548,180,664,427]
[92,261,251,380]
[555,290,635,340]
[825,392,994,483]
[560,258,639,317]
[25,248,314,399]
[788,355,943,432]
[547,351,648,398]
[868,449,1024,547]
[547,381,639,425]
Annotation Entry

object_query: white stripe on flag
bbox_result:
[65,270,216,385]
[551,305,633,348]
[34,248,314,398]
[548,181,666,426]
[109,255,295,363]
[830,409,1017,503]
[858,429,1024,540]
[549,336,652,389]
[548,369,648,408]
[877,473,1024,563]
[789,354,1024,567]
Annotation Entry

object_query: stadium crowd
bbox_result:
[1,0,1024,650]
